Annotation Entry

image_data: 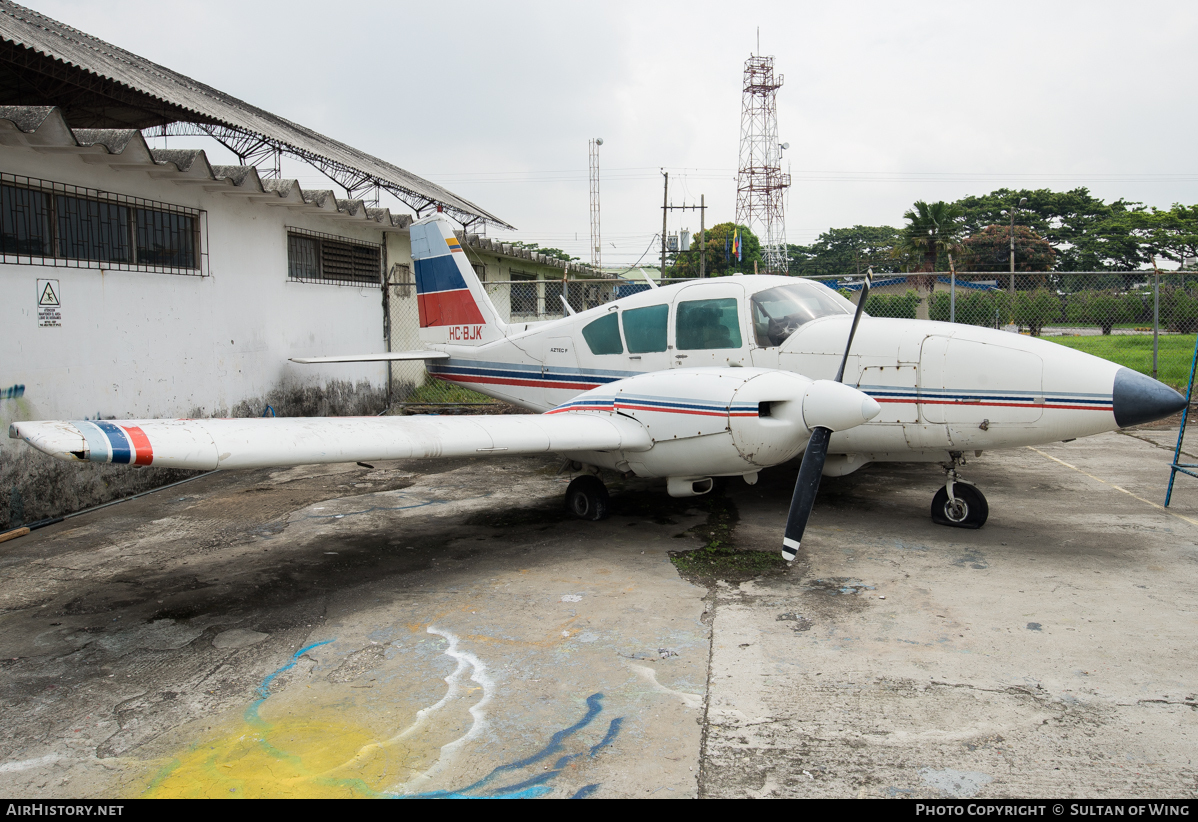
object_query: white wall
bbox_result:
[0,144,391,422]
[0,141,398,528]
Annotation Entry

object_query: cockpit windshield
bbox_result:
[750,282,854,347]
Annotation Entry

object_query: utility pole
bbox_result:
[1008,196,1027,298]
[662,196,707,278]
[661,171,668,275]
[588,138,603,271]
[1152,257,1161,380]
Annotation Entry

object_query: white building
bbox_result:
[0,106,424,527]
[0,1,521,529]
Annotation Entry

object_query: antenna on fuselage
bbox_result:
[639,269,659,290]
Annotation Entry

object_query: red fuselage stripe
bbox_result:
[875,397,1111,411]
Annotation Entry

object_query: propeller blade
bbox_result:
[782,427,831,561]
[783,269,873,560]
[834,268,872,383]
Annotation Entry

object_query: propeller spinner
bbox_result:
[782,270,876,561]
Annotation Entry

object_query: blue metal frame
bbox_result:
[1164,333,1198,506]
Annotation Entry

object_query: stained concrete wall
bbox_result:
[1,143,396,529]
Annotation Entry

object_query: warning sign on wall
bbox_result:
[37,279,61,327]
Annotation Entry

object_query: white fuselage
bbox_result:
[422,275,1122,476]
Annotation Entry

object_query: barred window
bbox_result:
[0,175,200,272]
[56,194,131,263]
[136,208,196,268]
[286,228,381,286]
[0,184,50,255]
[287,234,319,280]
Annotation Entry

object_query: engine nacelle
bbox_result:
[553,367,878,481]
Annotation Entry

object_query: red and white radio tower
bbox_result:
[735,52,791,274]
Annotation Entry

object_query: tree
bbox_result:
[1161,286,1198,333]
[895,201,964,273]
[957,224,1056,272]
[668,222,761,278]
[1012,288,1061,336]
[864,290,920,319]
[928,290,1010,327]
[787,225,903,278]
[1142,204,1198,268]
[1064,290,1137,335]
[893,201,963,307]
[953,187,1147,271]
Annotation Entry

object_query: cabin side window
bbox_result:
[676,298,742,350]
[622,304,668,353]
[750,282,852,346]
[581,312,623,355]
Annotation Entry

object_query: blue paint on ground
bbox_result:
[242,641,622,799]
[246,638,336,727]
[402,692,622,799]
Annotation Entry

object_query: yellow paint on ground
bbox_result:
[136,662,478,801]
[143,707,418,798]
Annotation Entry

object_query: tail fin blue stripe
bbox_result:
[414,256,469,294]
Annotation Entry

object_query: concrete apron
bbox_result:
[3,427,1198,799]
[0,459,708,799]
[705,429,1198,799]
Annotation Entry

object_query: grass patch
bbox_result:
[1045,334,1196,391]
[399,379,498,406]
[669,490,789,584]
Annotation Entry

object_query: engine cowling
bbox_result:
[552,367,879,483]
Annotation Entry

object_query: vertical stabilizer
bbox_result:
[411,214,507,345]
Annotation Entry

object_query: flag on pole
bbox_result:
[733,227,742,262]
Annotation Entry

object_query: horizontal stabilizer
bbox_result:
[11,414,651,471]
[289,350,450,364]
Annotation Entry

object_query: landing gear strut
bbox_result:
[566,475,610,521]
[931,452,988,529]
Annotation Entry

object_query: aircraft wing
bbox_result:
[10,414,651,471]
[289,350,448,364]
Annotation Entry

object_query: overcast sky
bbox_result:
[26,0,1198,267]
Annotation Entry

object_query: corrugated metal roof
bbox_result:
[0,106,414,229]
[0,1,511,228]
[460,233,600,277]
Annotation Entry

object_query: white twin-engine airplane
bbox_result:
[11,214,1187,559]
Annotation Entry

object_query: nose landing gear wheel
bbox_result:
[931,482,988,529]
[566,475,610,521]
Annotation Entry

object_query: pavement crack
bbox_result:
[1117,429,1197,459]
[696,590,717,799]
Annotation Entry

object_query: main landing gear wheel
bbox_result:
[566,475,610,521]
[931,482,988,529]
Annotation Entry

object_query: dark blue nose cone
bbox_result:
[1112,368,1187,428]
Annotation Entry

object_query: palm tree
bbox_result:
[896,200,964,272]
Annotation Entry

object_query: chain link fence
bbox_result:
[821,271,1197,391]
[384,268,1198,411]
